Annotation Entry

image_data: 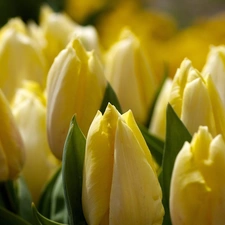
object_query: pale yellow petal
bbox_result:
[109,118,164,225]
[47,46,81,159]
[0,90,25,180]
[82,104,120,225]
[181,77,216,136]
[170,141,211,225]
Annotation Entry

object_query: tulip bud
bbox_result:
[0,18,47,102]
[82,103,164,225]
[39,5,102,65]
[12,81,59,203]
[104,29,157,124]
[169,58,225,138]
[202,45,225,107]
[0,89,25,181]
[170,126,225,225]
[47,39,107,159]
[149,78,172,140]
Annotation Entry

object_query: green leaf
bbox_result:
[138,123,164,166]
[32,204,66,225]
[38,167,61,218]
[100,82,122,114]
[62,116,87,225]
[161,104,192,225]
[50,171,68,224]
[0,180,19,214]
[0,206,31,225]
[17,177,34,223]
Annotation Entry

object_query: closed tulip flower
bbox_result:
[169,58,225,138]
[40,5,102,65]
[0,89,25,181]
[82,103,164,225]
[12,81,59,203]
[105,29,157,124]
[202,45,225,107]
[149,78,172,140]
[170,126,225,225]
[0,18,47,102]
[47,38,107,159]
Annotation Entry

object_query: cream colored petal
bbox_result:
[109,118,164,225]
[206,74,225,139]
[47,46,81,159]
[170,141,211,225]
[149,78,172,140]
[0,28,47,102]
[0,90,25,180]
[12,81,59,203]
[105,30,156,124]
[202,45,225,107]
[82,104,120,225]
[181,77,216,136]
[169,58,192,117]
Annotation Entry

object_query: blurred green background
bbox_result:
[0,0,64,27]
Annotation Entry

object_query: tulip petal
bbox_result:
[109,117,164,225]
[0,90,25,180]
[82,104,120,225]
[170,141,211,225]
[181,77,216,136]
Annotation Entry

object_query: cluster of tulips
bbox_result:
[1,2,225,225]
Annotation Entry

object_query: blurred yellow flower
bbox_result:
[160,13,225,78]
[47,38,107,159]
[39,5,102,66]
[0,89,25,181]
[12,80,59,203]
[96,0,177,79]
[0,18,47,102]
[82,103,164,225]
[169,58,225,138]
[65,0,115,24]
[170,126,225,225]
[105,29,157,125]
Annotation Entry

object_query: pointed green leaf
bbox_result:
[0,206,31,225]
[38,167,62,218]
[17,177,34,223]
[100,82,122,114]
[138,123,164,165]
[161,104,192,225]
[62,115,87,225]
[32,204,66,225]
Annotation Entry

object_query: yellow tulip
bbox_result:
[0,89,25,181]
[170,126,225,225]
[47,38,107,159]
[149,78,172,140]
[12,80,59,203]
[105,29,157,125]
[0,18,47,102]
[39,5,102,66]
[82,103,164,225]
[169,58,225,138]
[202,45,225,107]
